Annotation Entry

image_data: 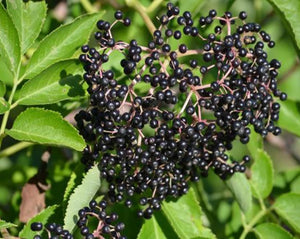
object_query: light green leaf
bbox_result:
[18,60,85,105]
[64,165,101,232]
[162,187,216,239]
[267,0,300,51]
[5,108,85,151]
[22,12,103,79]
[19,205,58,238]
[137,216,167,239]
[0,80,5,97]
[0,97,10,114]
[278,100,300,137]
[0,219,17,230]
[254,223,293,239]
[6,0,47,54]
[274,193,300,233]
[0,3,21,76]
[225,173,252,213]
[250,150,274,199]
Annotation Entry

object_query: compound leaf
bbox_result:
[64,166,101,232]
[19,205,58,239]
[6,0,47,54]
[250,149,274,199]
[274,193,300,233]
[0,97,10,114]
[254,223,293,239]
[225,173,252,213]
[6,108,85,151]
[137,216,167,239]
[22,12,103,79]
[18,60,85,105]
[0,219,17,230]
[0,3,21,76]
[278,99,300,137]
[162,187,216,239]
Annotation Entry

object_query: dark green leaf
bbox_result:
[22,12,103,79]
[274,193,300,233]
[19,205,58,238]
[162,187,216,239]
[225,173,252,213]
[6,108,85,151]
[0,219,17,230]
[267,0,300,51]
[278,99,300,137]
[0,97,10,114]
[0,80,5,97]
[18,60,85,105]
[137,216,167,239]
[64,165,101,232]
[0,3,21,76]
[6,0,47,54]
[254,223,293,239]
[250,150,274,199]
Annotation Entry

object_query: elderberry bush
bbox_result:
[74,2,286,222]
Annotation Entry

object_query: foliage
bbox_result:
[0,0,300,238]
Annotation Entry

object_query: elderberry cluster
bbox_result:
[75,3,286,219]
[31,200,125,239]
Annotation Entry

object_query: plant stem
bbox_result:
[240,208,271,239]
[0,82,18,148]
[0,142,34,158]
[146,0,164,13]
[125,0,156,34]
[80,0,97,13]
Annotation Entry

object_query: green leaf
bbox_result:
[0,97,10,114]
[247,125,263,159]
[274,193,300,233]
[6,0,47,54]
[22,12,103,79]
[5,108,85,151]
[278,99,300,137]
[64,165,101,232]
[254,223,293,239]
[0,80,5,97]
[267,0,300,51]
[225,173,252,213]
[162,187,216,239]
[18,60,85,105]
[19,205,58,238]
[137,216,167,239]
[0,3,21,76]
[0,219,17,230]
[250,149,274,199]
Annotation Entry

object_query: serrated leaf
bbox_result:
[62,165,84,212]
[0,97,10,114]
[267,0,300,51]
[0,219,17,230]
[162,187,216,239]
[0,80,5,97]
[6,0,47,54]
[5,108,85,151]
[254,223,293,239]
[250,149,274,199]
[274,193,300,233]
[64,165,101,232]
[225,173,252,213]
[18,60,85,105]
[0,3,21,76]
[19,205,58,238]
[278,100,300,137]
[137,216,167,239]
[22,12,103,79]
